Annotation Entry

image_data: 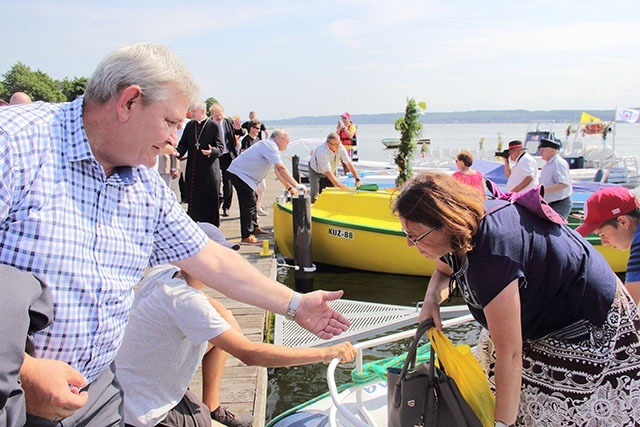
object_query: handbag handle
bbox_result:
[392,318,436,408]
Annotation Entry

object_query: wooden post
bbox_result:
[292,192,314,292]
[292,155,300,182]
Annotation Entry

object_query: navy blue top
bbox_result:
[446,201,616,340]
[626,225,640,283]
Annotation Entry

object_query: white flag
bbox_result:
[615,107,640,123]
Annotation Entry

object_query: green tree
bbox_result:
[59,76,88,101]
[394,98,426,187]
[2,61,65,102]
[0,81,7,101]
[205,97,218,116]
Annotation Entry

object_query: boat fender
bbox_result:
[357,183,379,191]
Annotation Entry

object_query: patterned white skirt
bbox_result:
[475,284,640,426]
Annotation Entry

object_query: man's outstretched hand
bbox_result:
[295,290,350,339]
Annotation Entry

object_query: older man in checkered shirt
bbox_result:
[0,43,350,426]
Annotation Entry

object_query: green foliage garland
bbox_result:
[394,98,426,187]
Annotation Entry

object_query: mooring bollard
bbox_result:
[291,191,314,293]
[259,239,272,257]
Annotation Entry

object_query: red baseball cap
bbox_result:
[508,140,524,150]
[341,112,351,120]
[575,187,639,236]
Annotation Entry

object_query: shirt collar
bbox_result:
[63,96,94,163]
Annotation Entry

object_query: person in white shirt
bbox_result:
[227,129,306,243]
[504,140,539,193]
[308,133,361,203]
[538,138,572,219]
[115,224,355,427]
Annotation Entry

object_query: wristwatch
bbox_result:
[495,421,512,427]
[285,292,302,321]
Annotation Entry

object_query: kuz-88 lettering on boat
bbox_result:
[328,228,354,240]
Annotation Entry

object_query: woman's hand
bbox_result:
[417,264,452,329]
[418,294,441,328]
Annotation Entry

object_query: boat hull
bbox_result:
[274,189,628,276]
[274,189,435,276]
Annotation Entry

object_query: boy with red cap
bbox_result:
[576,186,640,303]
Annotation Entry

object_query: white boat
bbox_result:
[268,307,475,427]
[381,137,431,149]
[523,121,640,189]
[298,159,398,183]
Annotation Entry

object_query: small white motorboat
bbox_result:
[381,137,431,149]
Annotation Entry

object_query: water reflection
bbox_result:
[266,264,478,422]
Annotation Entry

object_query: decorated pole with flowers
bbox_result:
[394,98,426,187]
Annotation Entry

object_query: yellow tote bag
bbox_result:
[427,327,495,427]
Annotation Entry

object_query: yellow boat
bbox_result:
[273,188,629,276]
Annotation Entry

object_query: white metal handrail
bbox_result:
[326,313,475,427]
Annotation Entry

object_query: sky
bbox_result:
[2,0,639,120]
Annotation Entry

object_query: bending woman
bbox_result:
[392,172,640,426]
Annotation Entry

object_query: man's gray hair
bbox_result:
[191,100,206,111]
[271,129,289,139]
[84,43,199,105]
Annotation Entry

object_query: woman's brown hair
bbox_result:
[392,172,485,253]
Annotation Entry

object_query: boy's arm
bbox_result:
[209,327,356,367]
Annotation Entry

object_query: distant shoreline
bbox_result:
[267,108,633,126]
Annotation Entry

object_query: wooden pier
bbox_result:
[186,170,283,427]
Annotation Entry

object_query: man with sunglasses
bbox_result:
[308,133,362,203]
[241,111,268,140]
[240,119,262,152]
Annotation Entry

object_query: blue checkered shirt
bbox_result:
[0,98,207,382]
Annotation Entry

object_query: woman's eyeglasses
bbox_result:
[402,226,436,245]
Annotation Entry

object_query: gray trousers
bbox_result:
[0,265,53,427]
[26,363,124,427]
[308,165,332,203]
[155,389,211,427]
[549,196,572,220]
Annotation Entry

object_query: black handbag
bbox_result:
[387,319,483,427]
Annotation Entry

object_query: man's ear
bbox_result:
[116,86,143,122]
[618,215,634,230]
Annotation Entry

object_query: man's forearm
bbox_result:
[175,242,293,315]
[503,161,512,178]
[511,176,533,193]
[274,164,299,189]
[324,171,342,187]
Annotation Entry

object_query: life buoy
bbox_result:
[585,123,603,135]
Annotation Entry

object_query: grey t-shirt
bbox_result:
[228,137,283,188]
